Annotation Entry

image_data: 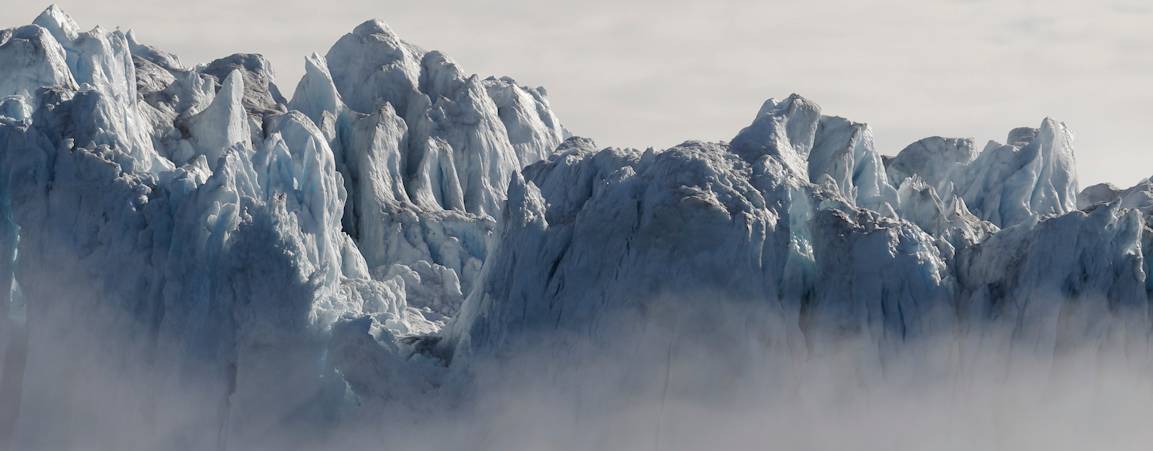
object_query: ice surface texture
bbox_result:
[0,6,1149,451]
[0,7,561,450]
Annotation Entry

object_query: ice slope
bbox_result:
[0,6,561,450]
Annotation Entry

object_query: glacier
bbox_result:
[0,6,560,450]
[1,6,1152,451]
[438,95,1136,368]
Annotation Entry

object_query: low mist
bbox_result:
[5,296,1153,451]
[328,305,1153,451]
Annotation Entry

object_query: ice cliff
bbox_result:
[0,6,560,450]
[0,6,1149,451]
[439,95,1133,369]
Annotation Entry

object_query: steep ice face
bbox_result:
[1079,182,1126,209]
[0,7,568,448]
[289,53,343,129]
[885,136,976,189]
[125,29,182,71]
[808,116,899,212]
[436,100,1135,380]
[954,201,1148,346]
[442,132,953,364]
[729,95,900,215]
[891,119,1079,228]
[0,25,76,100]
[0,7,550,450]
[1,81,367,451]
[325,19,424,116]
[11,10,169,173]
[182,70,251,164]
[201,53,288,116]
[34,7,137,106]
[730,94,820,177]
[894,177,999,262]
[1078,179,1153,211]
[291,21,565,316]
[484,76,565,165]
[409,50,519,216]
[31,5,80,43]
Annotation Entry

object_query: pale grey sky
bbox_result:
[7,0,1152,186]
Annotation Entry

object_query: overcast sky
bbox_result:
[8,1,1152,186]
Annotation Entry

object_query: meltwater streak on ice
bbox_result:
[2,5,1153,451]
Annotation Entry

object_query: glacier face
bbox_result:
[0,6,560,450]
[1,6,1152,451]
[438,93,1133,368]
